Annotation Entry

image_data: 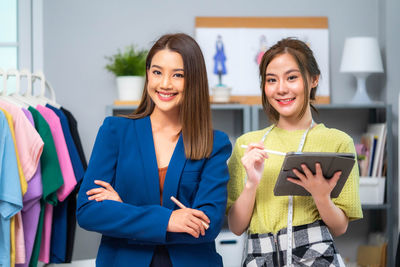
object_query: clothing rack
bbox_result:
[0,70,87,266]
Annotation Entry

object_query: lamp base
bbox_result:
[350,74,373,104]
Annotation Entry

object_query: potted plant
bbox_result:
[105,45,148,101]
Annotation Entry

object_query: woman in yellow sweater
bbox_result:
[227,38,363,266]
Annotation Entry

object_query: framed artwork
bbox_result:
[195,17,330,104]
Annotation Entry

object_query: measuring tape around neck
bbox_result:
[261,120,314,266]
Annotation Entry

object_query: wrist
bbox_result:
[245,180,259,191]
[312,194,332,207]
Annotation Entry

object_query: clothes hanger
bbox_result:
[32,70,61,108]
[44,79,61,108]
[0,69,28,107]
[6,69,41,107]
[10,69,33,108]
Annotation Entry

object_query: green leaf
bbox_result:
[105,45,148,76]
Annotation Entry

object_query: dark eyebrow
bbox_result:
[266,69,300,76]
[285,69,300,75]
[150,65,184,72]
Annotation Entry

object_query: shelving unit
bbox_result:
[107,103,395,266]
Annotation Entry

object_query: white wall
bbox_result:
[43,0,381,161]
[41,0,398,261]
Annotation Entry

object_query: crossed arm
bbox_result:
[86,180,210,238]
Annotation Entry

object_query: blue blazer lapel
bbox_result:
[135,116,160,205]
[162,134,187,209]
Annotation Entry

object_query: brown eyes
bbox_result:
[266,76,298,83]
[151,70,184,78]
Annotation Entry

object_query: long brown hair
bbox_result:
[259,37,320,123]
[123,33,213,160]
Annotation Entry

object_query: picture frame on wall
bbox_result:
[195,17,330,104]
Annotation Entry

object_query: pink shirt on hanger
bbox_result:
[36,105,77,263]
[36,105,76,202]
[15,213,25,264]
[39,204,53,264]
[0,100,44,183]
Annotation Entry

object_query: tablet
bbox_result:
[273,152,355,198]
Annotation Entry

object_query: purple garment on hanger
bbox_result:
[15,108,43,267]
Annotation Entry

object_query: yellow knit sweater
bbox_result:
[227,123,363,234]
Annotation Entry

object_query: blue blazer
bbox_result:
[77,116,232,267]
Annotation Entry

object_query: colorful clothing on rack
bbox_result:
[35,105,76,263]
[0,110,23,267]
[46,105,84,183]
[16,109,43,267]
[59,106,87,263]
[0,100,43,183]
[0,107,26,267]
[27,106,63,267]
[0,102,44,266]
[36,105,77,264]
[36,105,76,202]
[46,104,84,263]
[0,99,85,266]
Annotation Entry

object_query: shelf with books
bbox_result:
[358,123,387,178]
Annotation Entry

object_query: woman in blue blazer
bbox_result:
[76,33,232,267]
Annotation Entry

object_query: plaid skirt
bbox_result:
[243,220,345,267]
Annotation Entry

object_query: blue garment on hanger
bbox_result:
[46,104,84,263]
[46,104,84,183]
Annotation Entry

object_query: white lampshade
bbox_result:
[340,37,384,103]
[340,37,383,73]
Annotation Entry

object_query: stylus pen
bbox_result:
[240,145,287,156]
[170,196,210,229]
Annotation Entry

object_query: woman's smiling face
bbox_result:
[264,52,313,121]
[147,49,185,115]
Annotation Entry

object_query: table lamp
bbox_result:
[340,37,383,103]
